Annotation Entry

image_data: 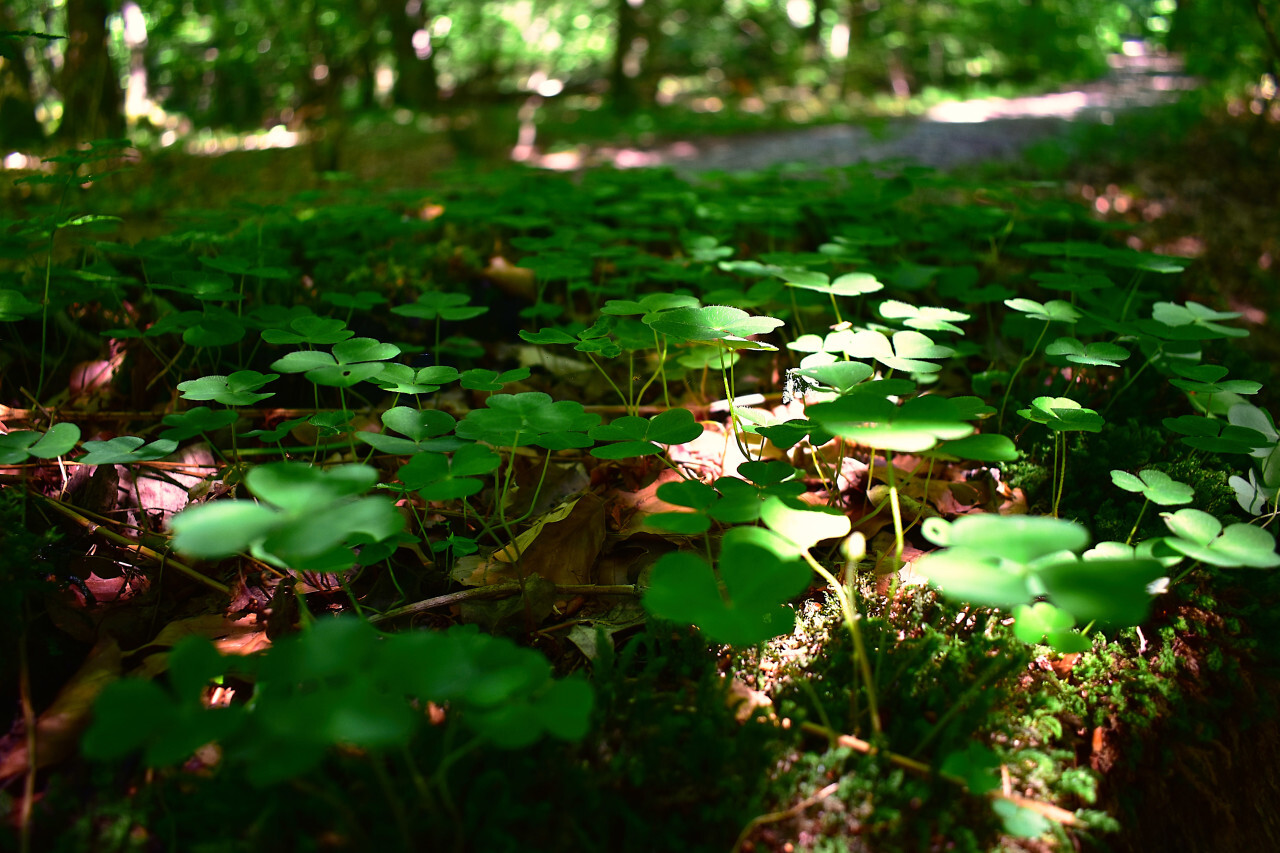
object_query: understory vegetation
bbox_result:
[2,95,1279,852]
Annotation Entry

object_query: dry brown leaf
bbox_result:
[483,256,538,302]
[667,419,753,482]
[0,614,267,783]
[453,494,606,587]
[0,638,123,782]
[726,678,775,723]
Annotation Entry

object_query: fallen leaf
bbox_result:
[0,614,267,782]
[0,638,123,782]
[453,494,606,587]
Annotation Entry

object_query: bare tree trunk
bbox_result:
[59,0,124,143]
[611,0,640,114]
[384,0,438,107]
[839,0,867,97]
[0,14,46,148]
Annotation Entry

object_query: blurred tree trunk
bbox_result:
[384,0,438,108]
[0,13,46,148]
[610,0,640,114]
[839,0,867,97]
[805,0,828,60]
[302,3,347,174]
[59,0,124,143]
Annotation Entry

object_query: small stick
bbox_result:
[800,721,1079,826]
[368,583,637,624]
[38,494,231,595]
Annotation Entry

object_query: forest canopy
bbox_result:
[2,0,1274,152]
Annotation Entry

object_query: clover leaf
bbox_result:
[270,337,400,387]
[396,444,501,501]
[178,370,279,405]
[261,314,354,345]
[459,366,532,391]
[1044,337,1130,367]
[1110,469,1194,505]
[0,423,81,464]
[782,271,884,298]
[588,408,704,459]
[1011,602,1089,652]
[878,300,969,334]
[358,407,460,454]
[1145,300,1248,340]
[922,514,1089,563]
[1018,397,1104,433]
[759,495,852,556]
[170,462,403,571]
[455,392,599,450]
[520,318,623,359]
[322,292,387,311]
[807,394,975,453]
[940,743,1002,795]
[792,361,875,395]
[647,469,804,532]
[643,304,783,349]
[374,364,461,395]
[643,526,813,646]
[1003,298,1081,324]
[600,293,700,316]
[823,328,955,373]
[1168,362,1261,396]
[1162,414,1269,454]
[78,436,178,465]
[1159,509,1280,568]
[159,406,240,441]
[931,433,1019,462]
[391,291,488,322]
[0,289,42,321]
[919,515,1164,627]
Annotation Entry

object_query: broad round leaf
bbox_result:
[1037,556,1165,624]
[171,500,280,558]
[915,548,1030,608]
[759,496,851,554]
[922,515,1089,564]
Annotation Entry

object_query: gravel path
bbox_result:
[618,49,1193,175]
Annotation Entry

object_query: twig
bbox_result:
[367,583,638,624]
[18,613,36,853]
[800,721,1079,827]
[732,782,840,853]
[38,494,230,595]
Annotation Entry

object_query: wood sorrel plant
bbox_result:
[5,156,1278,846]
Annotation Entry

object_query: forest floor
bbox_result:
[5,48,1280,853]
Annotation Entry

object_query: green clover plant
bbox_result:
[0,422,81,465]
[84,618,593,789]
[1017,396,1104,517]
[918,515,1166,652]
[1226,402,1280,515]
[170,462,403,573]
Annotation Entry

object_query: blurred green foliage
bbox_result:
[5,0,1268,146]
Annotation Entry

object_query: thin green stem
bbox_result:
[881,452,907,575]
[1103,347,1160,418]
[910,654,1019,758]
[585,351,630,412]
[805,553,881,737]
[1126,498,1151,545]
[1052,433,1069,518]
[998,319,1051,431]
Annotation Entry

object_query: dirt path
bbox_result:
[556,47,1193,175]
